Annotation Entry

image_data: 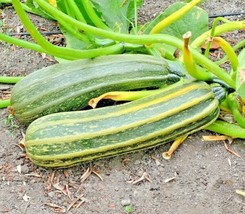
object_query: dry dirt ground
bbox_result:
[0,1,245,214]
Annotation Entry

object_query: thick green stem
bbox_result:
[34,0,236,88]
[0,32,123,60]
[191,48,235,88]
[204,17,230,58]
[59,0,90,43]
[216,39,245,66]
[0,76,23,83]
[213,37,239,73]
[81,0,110,30]
[191,21,245,48]
[0,99,10,109]
[0,0,11,3]
[67,0,86,23]
[64,0,95,41]
[183,31,212,80]
[57,18,90,43]
[227,93,245,128]
[150,0,202,34]
[0,33,48,53]
[205,120,245,139]
[63,0,72,17]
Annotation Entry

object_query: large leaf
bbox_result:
[143,2,208,42]
[24,0,54,19]
[237,48,245,100]
[90,0,143,33]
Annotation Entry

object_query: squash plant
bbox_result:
[0,0,244,140]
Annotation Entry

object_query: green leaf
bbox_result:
[90,0,142,33]
[143,2,208,42]
[25,0,54,19]
[237,48,245,100]
[59,26,89,51]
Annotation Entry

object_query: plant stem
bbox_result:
[0,0,11,3]
[57,18,90,43]
[64,0,95,42]
[34,0,236,88]
[134,0,138,32]
[150,0,202,34]
[183,31,212,80]
[191,48,235,88]
[63,0,72,17]
[213,37,239,73]
[216,39,245,65]
[0,33,48,53]
[67,0,86,23]
[0,99,10,109]
[205,120,245,139]
[81,0,110,30]
[204,17,230,57]
[11,0,123,60]
[191,21,245,48]
[227,93,245,128]
[0,76,23,83]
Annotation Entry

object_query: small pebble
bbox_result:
[150,185,160,191]
[121,198,131,206]
[134,160,141,165]
[48,191,55,198]
[20,165,30,174]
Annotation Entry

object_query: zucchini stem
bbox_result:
[0,33,48,54]
[215,39,245,66]
[213,37,239,75]
[227,93,245,128]
[0,99,10,109]
[81,0,110,30]
[205,120,245,139]
[150,0,202,34]
[183,31,212,81]
[204,17,230,57]
[191,21,245,48]
[0,76,23,83]
[66,0,86,23]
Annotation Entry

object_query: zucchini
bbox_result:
[10,54,183,124]
[24,81,219,168]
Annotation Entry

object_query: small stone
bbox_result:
[48,191,55,198]
[21,165,30,174]
[121,198,131,206]
[134,160,141,165]
[150,185,160,191]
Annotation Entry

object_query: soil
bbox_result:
[0,1,244,214]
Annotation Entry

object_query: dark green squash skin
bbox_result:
[10,54,184,124]
[24,81,219,168]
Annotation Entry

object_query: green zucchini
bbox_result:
[10,54,184,124]
[24,80,219,168]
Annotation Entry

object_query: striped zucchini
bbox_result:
[10,54,184,124]
[24,80,219,168]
